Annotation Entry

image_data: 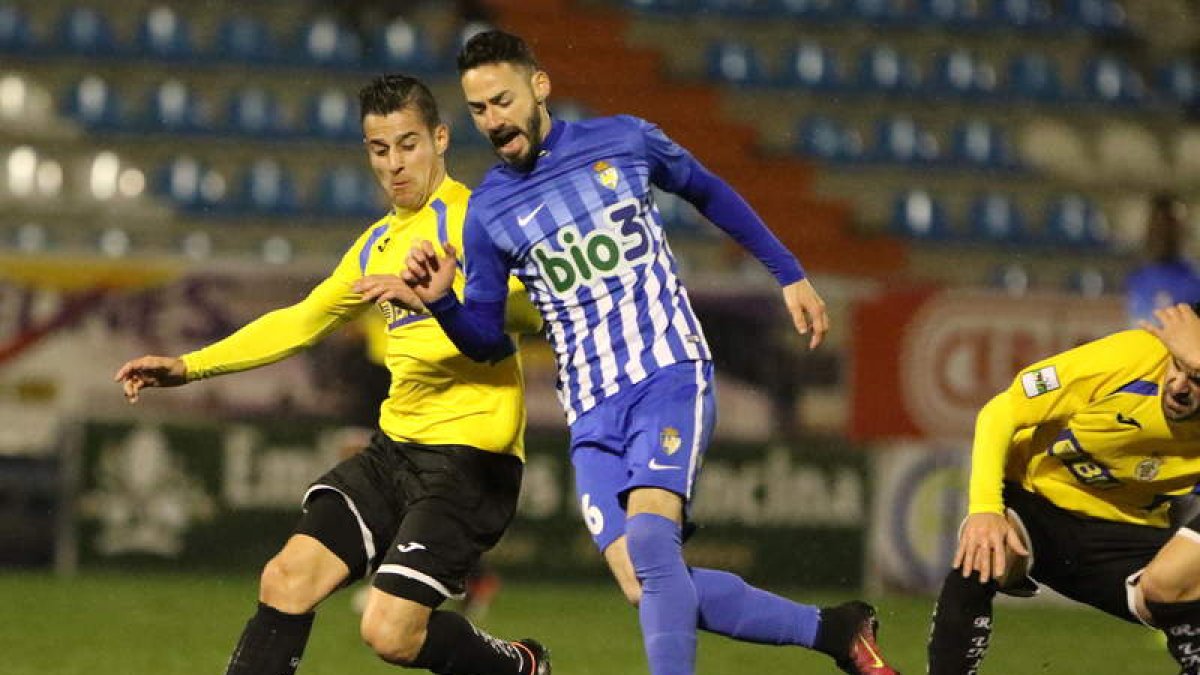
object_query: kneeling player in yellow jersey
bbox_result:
[928,302,1200,675]
[114,75,551,675]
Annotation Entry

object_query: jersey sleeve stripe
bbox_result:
[359,223,390,275]
[1115,380,1159,396]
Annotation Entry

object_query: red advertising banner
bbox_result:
[850,288,1127,441]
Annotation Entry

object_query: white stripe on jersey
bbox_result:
[685,360,706,498]
[617,278,648,384]
[564,292,597,415]
[589,281,622,399]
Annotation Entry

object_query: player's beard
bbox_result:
[492,108,544,173]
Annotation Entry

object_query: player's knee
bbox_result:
[1141,569,1200,604]
[940,567,999,604]
[361,616,426,666]
[259,554,321,613]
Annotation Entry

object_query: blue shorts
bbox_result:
[570,360,716,552]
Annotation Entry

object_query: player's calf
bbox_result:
[1147,599,1200,675]
[816,601,902,675]
[927,570,998,675]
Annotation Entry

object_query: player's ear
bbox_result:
[434,123,450,156]
[532,70,550,105]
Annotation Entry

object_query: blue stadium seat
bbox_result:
[928,49,996,99]
[62,75,123,130]
[779,42,841,90]
[856,45,921,95]
[623,0,691,15]
[891,189,951,240]
[158,156,226,212]
[54,7,118,56]
[705,41,765,86]
[699,0,776,17]
[849,0,904,24]
[990,263,1033,296]
[225,87,286,137]
[949,120,1016,169]
[1043,194,1108,248]
[296,16,362,68]
[1006,53,1064,102]
[777,0,838,20]
[967,193,1027,244]
[1062,0,1129,34]
[239,159,298,214]
[135,6,192,60]
[317,165,378,216]
[144,79,208,133]
[1081,55,1145,106]
[551,100,591,123]
[1065,266,1108,297]
[795,115,861,163]
[306,89,359,141]
[871,115,938,164]
[214,15,275,63]
[1158,60,1198,106]
[375,16,430,70]
[0,4,34,53]
[991,0,1053,30]
[914,0,983,27]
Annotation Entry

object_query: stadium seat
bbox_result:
[849,0,904,24]
[1081,55,1146,106]
[296,16,363,68]
[1006,53,1064,102]
[779,42,841,90]
[145,79,208,133]
[856,45,921,95]
[225,87,286,137]
[157,156,226,211]
[623,0,691,15]
[317,165,377,216]
[1095,122,1166,184]
[62,75,124,130]
[239,159,298,214]
[871,115,938,164]
[928,49,996,100]
[990,263,1033,296]
[135,6,193,60]
[949,120,1016,169]
[0,4,33,53]
[795,115,861,163]
[1043,194,1109,249]
[705,41,765,86]
[1065,266,1108,297]
[375,16,430,71]
[699,0,776,17]
[1019,117,1091,181]
[306,89,359,141]
[1158,60,1199,106]
[914,0,983,27]
[214,15,275,63]
[54,6,118,56]
[777,0,838,20]
[550,99,591,123]
[891,189,951,240]
[967,193,1027,244]
[991,0,1053,30]
[1062,0,1129,34]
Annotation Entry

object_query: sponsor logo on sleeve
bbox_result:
[1020,366,1060,398]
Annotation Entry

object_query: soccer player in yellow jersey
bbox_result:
[928,303,1200,675]
[114,75,550,675]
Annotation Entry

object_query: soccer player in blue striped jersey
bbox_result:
[403,30,900,675]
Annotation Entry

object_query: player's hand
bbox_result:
[113,355,188,403]
[781,279,829,350]
[402,240,458,305]
[953,512,1029,583]
[1141,303,1200,373]
[353,274,425,312]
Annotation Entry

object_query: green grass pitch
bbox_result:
[0,571,1175,674]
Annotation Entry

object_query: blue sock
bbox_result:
[690,567,820,647]
[626,513,698,675]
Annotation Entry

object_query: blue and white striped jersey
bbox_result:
[462,115,713,422]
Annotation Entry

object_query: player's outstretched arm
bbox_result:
[402,240,458,304]
[1141,303,1200,372]
[782,279,829,350]
[113,356,188,403]
[352,274,425,312]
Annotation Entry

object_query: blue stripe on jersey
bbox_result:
[359,223,390,275]
[1117,380,1159,396]
[431,198,448,245]
[388,314,432,330]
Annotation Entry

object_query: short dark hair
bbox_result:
[456,30,539,74]
[358,74,440,130]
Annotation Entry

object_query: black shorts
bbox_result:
[1005,482,1172,623]
[298,431,522,608]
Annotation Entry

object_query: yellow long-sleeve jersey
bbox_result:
[182,177,542,459]
[969,330,1200,528]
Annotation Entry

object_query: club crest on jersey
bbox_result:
[1020,366,1060,398]
[1134,457,1162,482]
[593,160,619,191]
[660,427,682,455]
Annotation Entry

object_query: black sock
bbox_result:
[224,602,315,675]
[928,570,998,675]
[410,610,528,675]
[1147,598,1200,675]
